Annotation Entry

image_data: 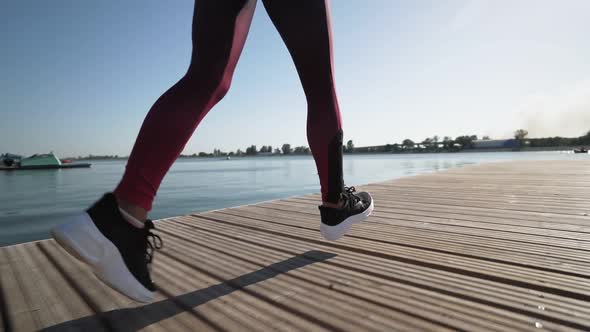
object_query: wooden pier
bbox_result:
[1,160,589,331]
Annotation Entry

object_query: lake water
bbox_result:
[0,151,586,246]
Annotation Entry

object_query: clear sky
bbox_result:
[2,0,589,157]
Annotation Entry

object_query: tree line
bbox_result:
[175,129,590,157]
[180,144,313,158]
[352,129,590,154]
[75,154,124,160]
[73,129,590,159]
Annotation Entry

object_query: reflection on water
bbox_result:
[172,165,283,174]
[401,160,415,175]
[0,151,586,246]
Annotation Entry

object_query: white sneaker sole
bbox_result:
[51,213,154,303]
[320,196,375,241]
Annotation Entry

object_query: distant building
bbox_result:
[472,139,519,149]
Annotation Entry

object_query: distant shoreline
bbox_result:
[71,146,583,161]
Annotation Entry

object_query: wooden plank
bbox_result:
[274,199,590,243]
[41,240,177,331]
[0,247,39,331]
[363,184,590,203]
[255,201,590,252]
[15,242,101,332]
[159,217,590,331]
[365,189,590,210]
[276,196,590,228]
[157,225,455,331]
[246,203,590,256]
[154,247,341,331]
[223,206,590,273]
[355,202,590,231]
[183,212,590,301]
[0,275,8,332]
[10,243,74,330]
[151,255,256,331]
[295,194,589,216]
[0,280,8,332]
[367,191,590,215]
[269,197,590,240]
[158,222,527,331]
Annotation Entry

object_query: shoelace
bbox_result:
[143,220,163,264]
[343,186,361,208]
[345,186,356,195]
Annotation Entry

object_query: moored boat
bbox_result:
[573,147,588,154]
[0,153,21,168]
[0,152,91,170]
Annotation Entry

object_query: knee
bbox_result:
[184,66,232,104]
[214,76,232,102]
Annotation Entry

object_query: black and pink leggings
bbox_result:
[115,0,344,211]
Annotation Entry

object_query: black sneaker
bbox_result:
[319,186,374,241]
[51,193,162,302]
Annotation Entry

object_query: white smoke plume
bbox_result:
[516,80,590,138]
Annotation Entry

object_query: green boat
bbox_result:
[1,152,91,170]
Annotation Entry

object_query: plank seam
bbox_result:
[158,249,342,331]
[214,210,590,278]
[35,242,115,332]
[158,229,463,332]
[165,217,590,331]
[252,205,590,252]
[188,214,590,302]
[0,274,13,332]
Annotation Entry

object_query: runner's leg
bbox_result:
[115,0,257,215]
[262,0,344,204]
